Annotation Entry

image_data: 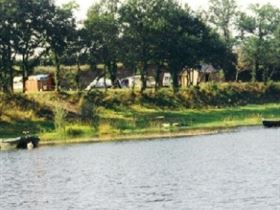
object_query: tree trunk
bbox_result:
[109,61,118,88]
[263,67,268,84]
[252,58,258,83]
[22,54,29,93]
[7,45,13,93]
[0,68,3,92]
[172,71,179,93]
[22,63,26,93]
[54,53,61,92]
[140,61,148,94]
[171,62,181,93]
[155,63,161,92]
[75,55,81,91]
[1,45,13,93]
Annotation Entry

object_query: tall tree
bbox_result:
[238,4,280,82]
[43,2,77,92]
[14,0,53,92]
[120,0,157,92]
[85,0,121,88]
[208,0,238,81]
[0,0,17,92]
[150,1,225,91]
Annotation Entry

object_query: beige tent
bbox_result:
[180,64,218,88]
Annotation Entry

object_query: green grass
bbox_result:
[99,103,280,132]
[2,103,279,142]
[1,84,280,143]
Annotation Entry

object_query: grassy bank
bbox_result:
[0,82,280,144]
[39,103,280,144]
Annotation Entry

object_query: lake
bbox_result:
[1,127,280,209]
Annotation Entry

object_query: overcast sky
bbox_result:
[55,0,280,20]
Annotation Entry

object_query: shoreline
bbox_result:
[39,124,261,147]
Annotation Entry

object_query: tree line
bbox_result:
[1,0,280,93]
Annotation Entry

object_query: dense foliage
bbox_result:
[1,0,280,93]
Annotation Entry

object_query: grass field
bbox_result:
[1,83,280,143]
[1,102,279,142]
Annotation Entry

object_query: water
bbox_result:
[1,127,280,210]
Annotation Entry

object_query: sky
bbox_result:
[55,0,280,20]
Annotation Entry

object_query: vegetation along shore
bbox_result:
[0,82,280,144]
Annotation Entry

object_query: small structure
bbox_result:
[13,76,23,91]
[180,64,219,88]
[25,74,54,92]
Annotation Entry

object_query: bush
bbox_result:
[66,127,84,137]
[111,119,135,131]
[80,94,100,131]
[141,89,180,108]
[54,105,67,133]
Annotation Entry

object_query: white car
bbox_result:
[120,75,156,88]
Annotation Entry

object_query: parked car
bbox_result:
[120,75,156,88]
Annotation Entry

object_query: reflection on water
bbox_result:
[1,127,280,209]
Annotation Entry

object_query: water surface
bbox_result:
[1,127,280,209]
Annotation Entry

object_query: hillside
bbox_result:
[1,82,280,142]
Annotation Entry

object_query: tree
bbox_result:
[208,0,238,81]
[43,2,77,92]
[0,0,70,93]
[14,0,53,92]
[120,0,226,92]
[238,4,280,82]
[268,26,280,81]
[62,28,88,90]
[0,0,17,92]
[150,1,224,91]
[85,0,121,88]
[120,0,157,93]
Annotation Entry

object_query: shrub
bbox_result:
[111,119,135,131]
[141,89,180,108]
[80,94,100,131]
[54,105,67,133]
[66,127,84,137]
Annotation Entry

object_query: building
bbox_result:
[25,74,54,92]
[180,64,219,88]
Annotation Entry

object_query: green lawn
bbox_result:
[1,85,280,143]
[2,103,279,142]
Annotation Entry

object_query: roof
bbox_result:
[28,74,49,81]
[200,64,216,73]
[180,64,217,75]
